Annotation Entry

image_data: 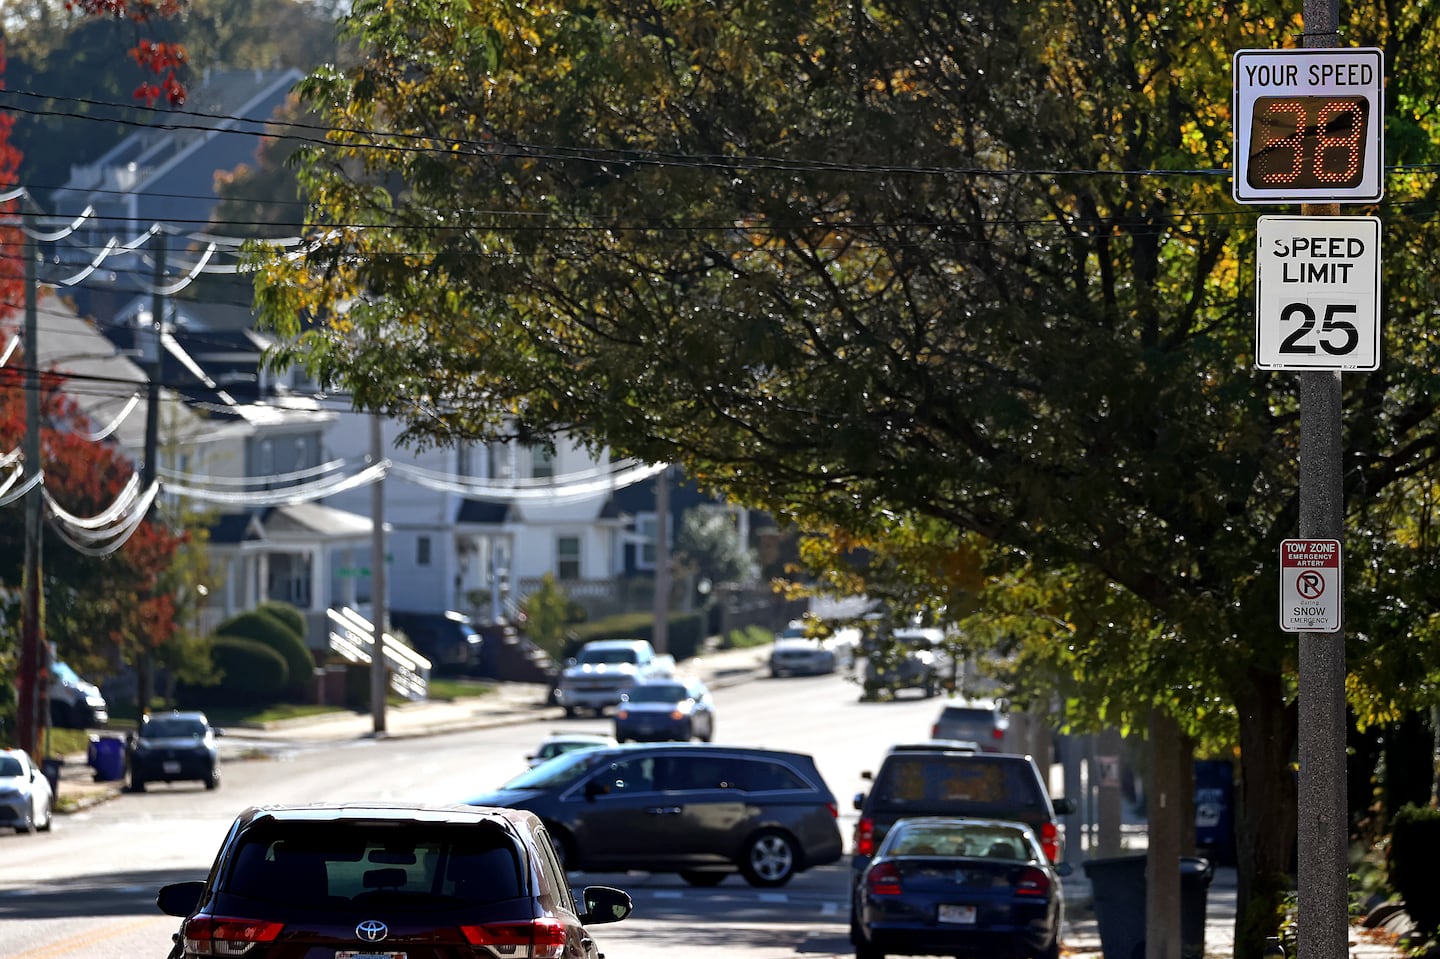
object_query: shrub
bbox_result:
[1388,803,1440,933]
[257,601,307,643]
[176,636,288,708]
[216,608,315,700]
[564,611,707,661]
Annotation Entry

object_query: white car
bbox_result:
[525,732,618,768]
[0,748,55,834]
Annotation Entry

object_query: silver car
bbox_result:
[0,748,55,834]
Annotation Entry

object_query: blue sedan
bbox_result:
[613,678,715,742]
[851,817,1068,959]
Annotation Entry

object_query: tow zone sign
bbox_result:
[1280,539,1342,633]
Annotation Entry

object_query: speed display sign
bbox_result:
[1233,48,1384,203]
[1255,215,1380,371]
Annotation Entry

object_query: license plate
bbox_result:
[337,952,406,959]
[162,761,181,774]
[938,904,977,924]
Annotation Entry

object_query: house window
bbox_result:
[417,536,432,566]
[556,536,581,580]
[636,515,658,571]
[531,445,554,479]
[457,442,474,478]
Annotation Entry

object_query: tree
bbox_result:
[0,335,189,706]
[521,572,578,664]
[250,1,1440,950]
[674,507,757,606]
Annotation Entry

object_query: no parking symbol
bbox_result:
[1280,539,1342,633]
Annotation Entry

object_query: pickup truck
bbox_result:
[557,639,676,717]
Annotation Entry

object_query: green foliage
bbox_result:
[256,601,308,644]
[522,573,578,662]
[725,626,775,649]
[675,509,758,588]
[1389,805,1440,935]
[214,609,314,700]
[178,636,288,708]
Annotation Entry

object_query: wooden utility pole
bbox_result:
[651,465,671,655]
[136,232,167,719]
[18,210,43,758]
[369,413,388,734]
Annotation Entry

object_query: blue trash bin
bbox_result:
[91,736,126,782]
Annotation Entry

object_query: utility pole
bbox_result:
[136,231,167,719]
[369,413,387,734]
[1294,4,1350,959]
[18,209,43,759]
[651,465,671,655]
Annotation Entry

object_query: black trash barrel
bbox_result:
[40,757,63,797]
[1082,854,1214,959]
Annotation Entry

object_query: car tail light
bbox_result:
[854,816,876,856]
[615,709,628,720]
[461,917,567,959]
[826,802,838,819]
[182,916,283,956]
[931,722,940,737]
[669,709,684,720]
[1039,822,1060,863]
[1014,866,1052,896]
[866,862,902,896]
[991,727,1005,742]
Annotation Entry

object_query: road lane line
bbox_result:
[5,916,170,959]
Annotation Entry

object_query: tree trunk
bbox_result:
[1233,668,1299,959]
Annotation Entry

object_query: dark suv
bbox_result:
[851,743,1075,876]
[128,711,222,792]
[466,743,845,887]
[388,610,484,675]
[156,802,632,959]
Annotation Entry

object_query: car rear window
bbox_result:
[872,756,1044,814]
[941,707,996,722]
[225,823,524,907]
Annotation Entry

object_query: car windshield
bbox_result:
[577,648,638,665]
[625,683,689,703]
[0,756,24,777]
[142,718,207,739]
[538,740,603,760]
[502,748,611,789]
[224,821,524,909]
[53,662,82,684]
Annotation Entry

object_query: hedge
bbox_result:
[563,610,707,662]
[215,608,315,700]
[177,636,288,708]
[1390,803,1440,933]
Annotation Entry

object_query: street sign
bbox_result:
[1280,539,1342,632]
[1233,48,1384,203]
[1255,215,1380,371]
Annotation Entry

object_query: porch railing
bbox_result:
[326,607,431,701]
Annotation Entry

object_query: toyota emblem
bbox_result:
[356,920,389,942]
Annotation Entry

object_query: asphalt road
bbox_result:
[0,665,966,959]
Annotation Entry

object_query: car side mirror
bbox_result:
[1054,862,1074,878]
[579,884,633,925]
[156,880,206,918]
[1052,797,1077,816]
[853,791,866,811]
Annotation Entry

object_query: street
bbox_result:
[0,668,949,959]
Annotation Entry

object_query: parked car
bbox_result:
[769,625,838,677]
[0,748,54,834]
[851,742,1075,877]
[527,731,619,768]
[49,660,109,729]
[862,627,952,700]
[851,816,1069,959]
[557,639,675,717]
[155,801,632,959]
[613,677,716,742]
[466,742,845,887]
[128,710,223,792]
[388,609,484,675]
[931,699,1011,752]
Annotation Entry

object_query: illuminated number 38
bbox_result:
[1247,96,1369,190]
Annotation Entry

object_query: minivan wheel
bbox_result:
[740,830,799,887]
[680,870,727,887]
[204,765,220,790]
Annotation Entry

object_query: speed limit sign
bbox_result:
[1255,215,1380,371]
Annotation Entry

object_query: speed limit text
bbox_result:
[1265,234,1369,284]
